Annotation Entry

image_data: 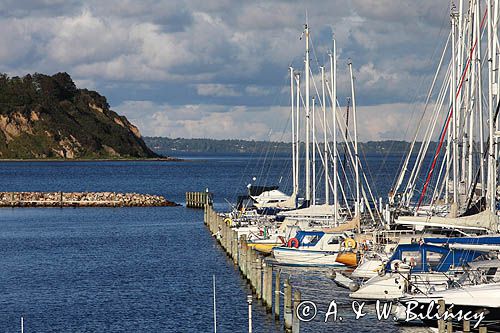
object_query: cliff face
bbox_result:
[0,72,159,159]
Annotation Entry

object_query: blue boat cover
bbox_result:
[424,236,500,245]
[385,243,484,273]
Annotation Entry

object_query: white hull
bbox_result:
[273,247,344,267]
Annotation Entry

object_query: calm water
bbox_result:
[0,154,426,332]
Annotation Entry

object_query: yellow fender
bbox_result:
[223,217,233,226]
[342,238,357,249]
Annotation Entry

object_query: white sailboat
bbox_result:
[386,0,500,234]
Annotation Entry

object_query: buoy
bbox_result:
[287,237,299,248]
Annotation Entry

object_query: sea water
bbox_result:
[0,154,427,332]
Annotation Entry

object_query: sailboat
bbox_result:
[276,23,381,234]
[384,0,500,235]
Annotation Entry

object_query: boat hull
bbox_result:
[273,247,344,267]
[335,252,358,267]
[248,242,281,254]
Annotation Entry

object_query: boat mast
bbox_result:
[312,97,316,205]
[476,0,485,198]
[330,38,338,224]
[290,67,297,198]
[451,8,459,208]
[321,66,329,205]
[348,60,360,218]
[487,0,496,212]
[304,23,311,206]
[295,73,301,197]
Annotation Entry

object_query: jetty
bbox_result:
[202,192,303,333]
[0,191,178,207]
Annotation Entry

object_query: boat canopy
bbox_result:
[424,236,500,245]
[294,231,325,247]
[248,185,279,196]
[385,243,484,273]
[278,204,336,217]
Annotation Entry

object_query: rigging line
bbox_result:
[394,32,452,198]
[465,99,500,211]
[389,3,452,193]
[417,8,487,210]
[405,63,452,207]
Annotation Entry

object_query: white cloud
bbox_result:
[112,100,438,142]
[196,84,240,97]
[0,0,456,141]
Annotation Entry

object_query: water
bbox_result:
[0,155,426,332]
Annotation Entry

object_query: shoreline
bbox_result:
[0,157,183,162]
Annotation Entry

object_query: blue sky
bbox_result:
[0,0,451,141]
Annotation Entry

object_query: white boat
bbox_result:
[395,283,500,330]
[349,243,487,301]
[351,251,388,280]
[272,230,352,267]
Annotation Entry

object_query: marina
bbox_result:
[1,0,500,332]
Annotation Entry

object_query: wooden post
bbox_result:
[438,299,446,333]
[233,230,239,264]
[240,235,247,276]
[284,278,292,330]
[263,265,272,312]
[249,249,256,291]
[463,320,470,333]
[292,289,301,333]
[447,319,453,333]
[274,269,281,319]
[255,257,262,300]
[479,327,487,333]
[262,261,268,305]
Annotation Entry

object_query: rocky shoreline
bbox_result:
[0,192,179,207]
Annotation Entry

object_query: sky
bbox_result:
[0,0,452,141]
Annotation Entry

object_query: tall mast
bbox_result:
[321,66,329,205]
[451,8,459,207]
[348,60,360,218]
[304,23,311,206]
[312,97,316,205]
[295,73,301,197]
[487,0,496,212]
[476,0,485,198]
[290,67,297,197]
[330,38,338,224]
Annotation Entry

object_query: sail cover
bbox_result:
[396,210,499,232]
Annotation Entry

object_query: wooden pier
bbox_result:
[186,191,213,208]
[203,195,302,332]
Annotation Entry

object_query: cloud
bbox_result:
[113,100,438,143]
[0,0,456,141]
[196,84,240,97]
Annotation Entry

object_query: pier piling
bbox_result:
[274,269,281,319]
[284,278,292,331]
[202,201,302,332]
[292,290,301,333]
[438,299,446,333]
[463,320,470,333]
[255,257,262,300]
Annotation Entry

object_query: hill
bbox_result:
[144,137,432,155]
[0,72,159,159]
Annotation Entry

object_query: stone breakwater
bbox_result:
[0,192,178,207]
